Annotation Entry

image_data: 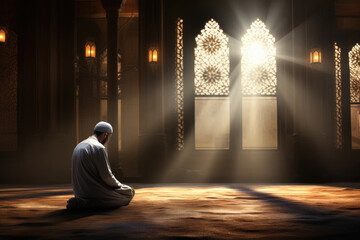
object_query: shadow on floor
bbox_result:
[229,185,360,238]
[322,182,360,190]
[230,185,337,217]
[0,190,74,201]
[16,207,122,227]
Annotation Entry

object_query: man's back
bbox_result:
[67,122,134,210]
[73,136,105,198]
[72,136,124,201]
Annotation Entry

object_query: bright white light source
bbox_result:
[241,19,276,95]
[248,41,266,66]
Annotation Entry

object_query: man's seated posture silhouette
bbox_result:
[67,121,134,210]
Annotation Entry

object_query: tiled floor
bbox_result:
[1,183,360,239]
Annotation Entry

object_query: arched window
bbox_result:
[194,19,230,149]
[349,43,360,149]
[241,19,277,149]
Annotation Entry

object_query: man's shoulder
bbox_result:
[76,137,105,151]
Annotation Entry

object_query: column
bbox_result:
[101,0,122,171]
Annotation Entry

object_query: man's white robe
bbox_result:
[72,136,134,208]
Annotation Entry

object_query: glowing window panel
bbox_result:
[176,18,184,151]
[241,19,277,150]
[334,43,343,149]
[194,19,230,150]
[242,96,278,149]
[241,19,276,96]
[195,97,230,150]
[194,19,229,96]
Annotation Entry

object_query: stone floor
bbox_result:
[1,183,360,239]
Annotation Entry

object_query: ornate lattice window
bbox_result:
[176,18,184,151]
[334,43,343,149]
[194,19,229,96]
[241,19,277,149]
[349,44,360,104]
[194,19,230,150]
[349,43,360,149]
[241,19,276,96]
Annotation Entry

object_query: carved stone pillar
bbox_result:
[101,0,122,173]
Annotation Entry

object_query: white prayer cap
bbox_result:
[94,121,113,133]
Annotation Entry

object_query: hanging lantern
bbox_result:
[85,41,96,58]
[0,28,6,43]
[310,48,321,64]
[148,48,158,62]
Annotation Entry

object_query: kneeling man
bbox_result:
[67,121,134,210]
